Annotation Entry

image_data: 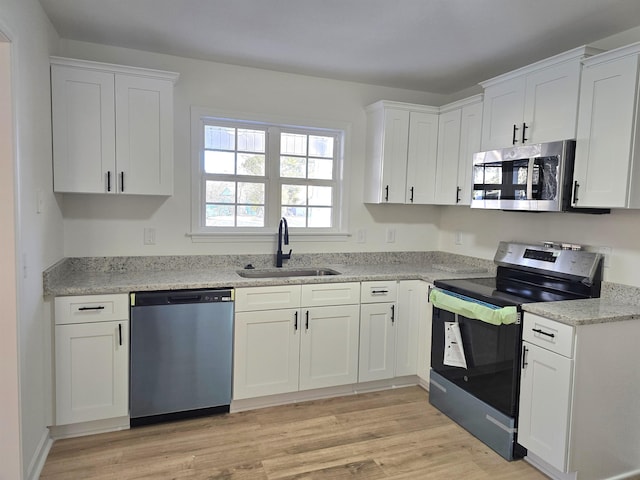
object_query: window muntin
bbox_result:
[196,117,342,233]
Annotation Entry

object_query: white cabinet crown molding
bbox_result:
[365,99,439,115]
[581,40,640,66]
[438,94,483,114]
[50,56,179,83]
[479,45,603,88]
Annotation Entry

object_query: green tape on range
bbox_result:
[429,288,518,326]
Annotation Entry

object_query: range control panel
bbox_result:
[494,241,602,281]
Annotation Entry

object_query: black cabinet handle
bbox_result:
[107,171,112,192]
[120,172,124,192]
[371,290,389,295]
[521,345,528,369]
[409,186,414,203]
[532,328,555,338]
[512,124,519,145]
[305,310,309,330]
[427,285,432,303]
[78,306,105,311]
[391,304,395,324]
[456,186,462,204]
[573,181,580,204]
[522,122,529,143]
[384,185,389,202]
[294,311,298,330]
[118,323,123,346]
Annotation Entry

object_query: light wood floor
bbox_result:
[41,387,547,479]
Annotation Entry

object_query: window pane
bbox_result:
[206,181,235,203]
[280,156,306,178]
[282,184,306,205]
[308,135,333,158]
[204,126,235,150]
[308,158,333,180]
[281,133,307,155]
[237,129,265,153]
[206,204,235,226]
[204,151,235,174]
[237,206,265,227]
[237,153,265,176]
[308,186,332,206]
[237,182,265,204]
[283,207,306,227]
[308,207,332,228]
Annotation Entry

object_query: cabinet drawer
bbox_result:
[55,294,129,325]
[361,281,398,303]
[301,282,360,307]
[523,313,574,357]
[235,285,301,312]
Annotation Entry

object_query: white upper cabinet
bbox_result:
[51,57,179,195]
[364,101,438,204]
[435,96,483,205]
[480,46,598,150]
[573,43,640,209]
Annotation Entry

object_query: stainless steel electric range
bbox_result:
[429,241,603,460]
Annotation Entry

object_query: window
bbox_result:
[191,108,347,239]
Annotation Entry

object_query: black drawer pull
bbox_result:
[532,328,555,338]
[371,290,389,294]
[78,306,105,311]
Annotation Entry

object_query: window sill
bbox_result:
[187,232,351,243]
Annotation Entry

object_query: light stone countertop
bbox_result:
[43,252,640,326]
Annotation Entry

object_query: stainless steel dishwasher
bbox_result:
[129,288,233,427]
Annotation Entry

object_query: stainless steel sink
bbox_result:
[236,268,341,278]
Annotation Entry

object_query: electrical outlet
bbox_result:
[454,231,463,245]
[357,229,366,243]
[599,246,612,267]
[386,228,396,243]
[144,227,156,245]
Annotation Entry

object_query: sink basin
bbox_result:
[236,268,341,278]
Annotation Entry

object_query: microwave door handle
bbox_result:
[526,158,535,200]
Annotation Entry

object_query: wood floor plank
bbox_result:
[41,387,547,480]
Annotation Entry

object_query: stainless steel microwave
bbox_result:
[470,140,608,213]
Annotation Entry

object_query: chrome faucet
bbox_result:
[276,217,292,267]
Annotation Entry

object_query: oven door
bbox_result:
[431,304,522,417]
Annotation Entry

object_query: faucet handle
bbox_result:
[284,249,292,259]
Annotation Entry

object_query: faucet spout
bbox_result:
[276,217,292,267]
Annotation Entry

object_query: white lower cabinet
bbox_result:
[518,312,640,480]
[399,280,429,378]
[358,280,428,382]
[54,294,129,426]
[233,283,360,400]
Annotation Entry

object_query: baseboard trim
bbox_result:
[26,429,53,480]
[49,416,129,440]
[231,376,420,413]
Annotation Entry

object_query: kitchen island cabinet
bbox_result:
[51,57,178,195]
[518,312,640,480]
[54,294,129,426]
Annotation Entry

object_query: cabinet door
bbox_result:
[523,61,581,144]
[457,102,483,205]
[299,305,360,390]
[397,280,427,377]
[233,309,300,399]
[358,303,396,382]
[481,76,526,150]
[574,55,639,208]
[51,65,115,193]
[518,342,573,472]
[406,111,439,204]
[380,108,410,203]
[115,75,174,195]
[55,320,128,425]
[434,109,462,205]
[415,282,433,382]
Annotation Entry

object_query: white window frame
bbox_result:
[189,106,350,242]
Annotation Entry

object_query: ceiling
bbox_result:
[39,0,640,94]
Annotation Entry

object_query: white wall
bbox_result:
[58,40,444,257]
[0,1,62,478]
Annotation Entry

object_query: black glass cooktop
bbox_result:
[434,277,529,307]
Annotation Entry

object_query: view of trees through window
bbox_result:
[201,122,339,229]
